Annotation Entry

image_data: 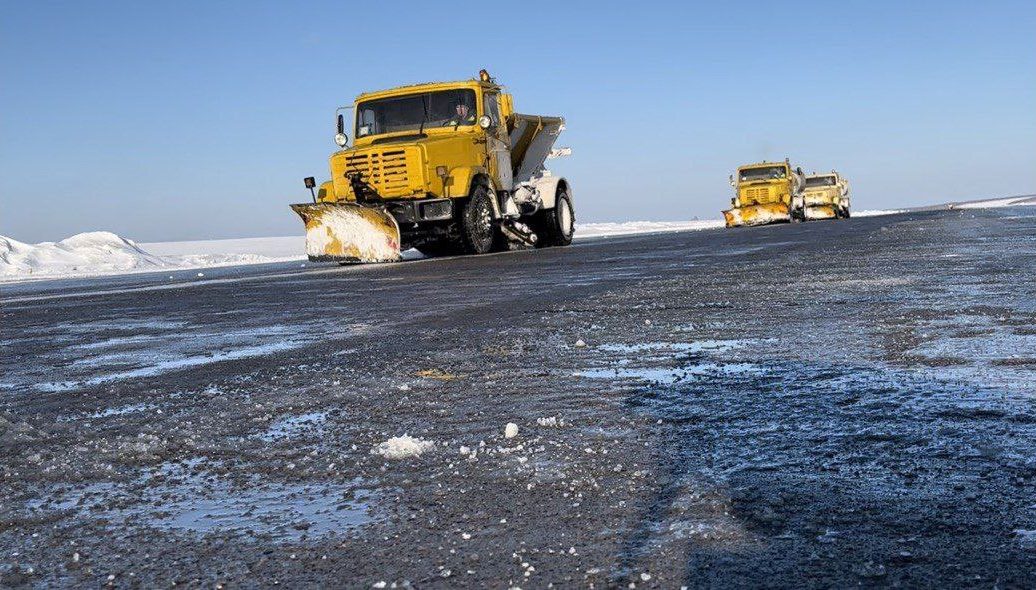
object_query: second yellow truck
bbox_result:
[723,159,806,228]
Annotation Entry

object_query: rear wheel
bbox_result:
[532,187,575,248]
[459,184,501,255]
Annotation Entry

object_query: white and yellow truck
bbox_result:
[803,171,851,220]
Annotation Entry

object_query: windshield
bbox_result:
[805,176,837,187]
[739,166,788,182]
[355,89,477,138]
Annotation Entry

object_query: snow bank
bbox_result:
[853,209,905,217]
[372,435,434,459]
[0,232,304,282]
[952,195,1036,209]
[575,220,724,238]
[0,220,730,283]
[0,232,170,279]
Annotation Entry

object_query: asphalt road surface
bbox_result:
[2,208,1036,588]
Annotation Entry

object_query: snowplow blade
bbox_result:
[803,205,837,221]
[723,203,792,228]
[290,203,402,263]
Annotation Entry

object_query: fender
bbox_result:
[525,175,572,210]
[447,165,487,202]
[467,172,503,219]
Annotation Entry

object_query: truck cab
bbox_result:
[294,71,574,262]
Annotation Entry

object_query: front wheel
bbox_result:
[532,188,575,248]
[459,184,505,255]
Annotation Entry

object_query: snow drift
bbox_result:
[0,232,300,282]
[0,232,169,279]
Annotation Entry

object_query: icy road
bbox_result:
[2,208,1036,588]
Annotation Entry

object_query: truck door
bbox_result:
[482,92,513,192]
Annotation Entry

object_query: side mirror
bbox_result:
[337,114,345,134]
[728,174,735,187]
[795,167,803,175]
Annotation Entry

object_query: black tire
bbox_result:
[459,184,501,255]
[532,187,575,248]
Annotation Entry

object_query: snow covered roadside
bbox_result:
[5,196,1030,283]
[852,209,905,217]
[576,220,724,237]
[0,220,728,283]
[951,195,1036,209]
[0,232,304,283]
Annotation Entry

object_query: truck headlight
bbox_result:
[334,133,349,147]
[478,116,493,129]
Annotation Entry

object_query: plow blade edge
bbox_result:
[290,203,402,263]
[723,203,792,228]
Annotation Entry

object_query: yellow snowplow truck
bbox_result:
[803,171,851,220]
[290,70,574,263]
[723,160,806,228]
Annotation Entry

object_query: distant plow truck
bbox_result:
[723,159,806,228]
[803,171,851,220]
[290,70,574,263]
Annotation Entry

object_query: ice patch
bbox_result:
[37,340,304,392]
[578,362,764,385]
[578,339,765,385]
[89,403,157,418]
[372,435,434,459]
[597,340,753,355]
[1014,529,1036,549]
[261,411,328,442]
[24,460,374,541]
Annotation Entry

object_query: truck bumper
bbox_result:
[386,198,454,225]
[804,205,837,221]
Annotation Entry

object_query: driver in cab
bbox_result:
[446,101,476,126]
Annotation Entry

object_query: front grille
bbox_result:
[344,149,410,196]
[745,187,770,202]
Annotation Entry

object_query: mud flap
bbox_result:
[723,203,792,228]
[290,203,402,263]
[803,205,837,221]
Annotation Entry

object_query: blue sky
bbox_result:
[2,0,1034,242]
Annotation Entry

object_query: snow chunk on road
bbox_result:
[504,422,519,438]
[372,435,434,459]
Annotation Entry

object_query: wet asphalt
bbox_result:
[2,207,1036,588]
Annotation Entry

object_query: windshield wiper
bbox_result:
[418,95,429,135]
